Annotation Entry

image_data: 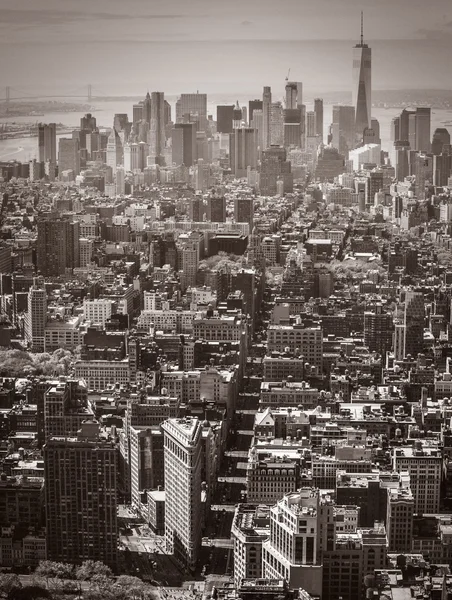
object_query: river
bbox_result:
[0,100,451,162]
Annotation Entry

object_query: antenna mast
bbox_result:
[361,11,364,45]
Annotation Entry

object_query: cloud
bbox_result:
[241,20,252,26]
[0,8,187,26]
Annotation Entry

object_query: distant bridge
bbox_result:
[0,85,105,103]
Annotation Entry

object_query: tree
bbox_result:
[0,575,21,599]
[35,561,74,590]
[7,586,50,600]
[76,561,113,586]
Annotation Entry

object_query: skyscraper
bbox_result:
[230,128,257,177]
[38,123,57,164]
[403,290,424,358]
[80,113,97,132]
[44,421,118,568]
[24,277,47,352]
[207,194,226,222]
[331,106,355,156]
[234,197,254,230]
[175,93,207,124]
[285,82,298,109]
[306,111,316,137]
[37,218,69,277]
[162,417,202,571]
[172,123,197,167]
[106,129,123,174]
[58,138,80,179]
[269,102,284,146]
[314,99,323,140]
[143,92,152,124]
[249,99,263,124]
[149,92,166,163]
[262,86,272,150]
[216,105,234,134]
[352,12,372,138]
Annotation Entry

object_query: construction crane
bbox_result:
[285,68,291,83]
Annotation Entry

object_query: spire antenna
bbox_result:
[361,11,364,45]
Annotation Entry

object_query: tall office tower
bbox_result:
[306,111,316,137]
[249,99,263,123]
[230,128,257,177]
[365,170,383,206]
[172,123,197,167]
[432,128,451,155]
[189,197,204,221]
[132,102,143,124]
[283,109,302,148]
[24,277,47,352]
[207,194,226,222]
[234,197,254,230]
[433,153,452,186]
[149,92,166,163]
[394,141,410,181]
[44,421,118,568]
[259,147,293,196]
[269,102,284,146]
[331,106,356,156]
[58,138,80,179]
[164,100,171,126]
[403,290,424,358]
[364,304,393,356]
[392,108,431,152]
[412,152,433,200]
[262,490,323,597]
[352,12,372,138]
[162,417,202,571]
[38,123,57,164]
[175,93,207,124]
[252,109,264,150]
[37,218,69,276]
[314,99,323,139]
[285,82,298,109]
[415,107,431,152]
[216,105,234,134]
[262,86,272,150]
[232,102,243,129]
[106,129,123,174]
[116,166,125,196]
[296,82,303,108]
[80,113,97,132]
[143,92,152,124]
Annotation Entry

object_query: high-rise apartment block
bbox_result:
[364,305,393,356]
[234,196,254,230]
[403,290,424,358]
[44,421,118,568]
[24,277,47,352]
[162,417,203,571]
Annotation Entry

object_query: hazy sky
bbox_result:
[2,0,452,96]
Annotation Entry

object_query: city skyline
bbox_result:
[1,0,452,94]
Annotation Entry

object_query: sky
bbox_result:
[1,0,452,97]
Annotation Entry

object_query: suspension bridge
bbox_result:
[0,85,109,103]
